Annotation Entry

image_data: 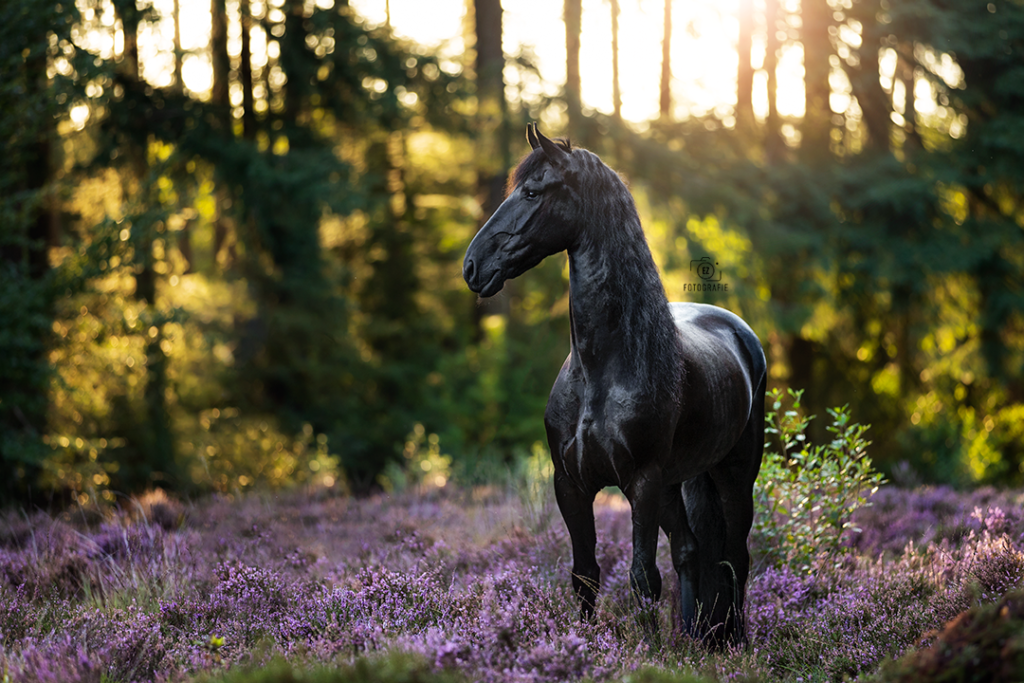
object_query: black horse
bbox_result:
[463,124,766,646]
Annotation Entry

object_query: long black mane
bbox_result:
[512,143,682,398]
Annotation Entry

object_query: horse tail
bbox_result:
[681,471,730,644]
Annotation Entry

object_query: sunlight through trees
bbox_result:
[2,0,1024,504]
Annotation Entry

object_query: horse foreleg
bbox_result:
[553,471,600,620]
[625,472,664,639]
[659,484,700,636]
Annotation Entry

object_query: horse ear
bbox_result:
[527,123,540,150]
[536,127,569,167]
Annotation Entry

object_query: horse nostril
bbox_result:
[464,258,476,284]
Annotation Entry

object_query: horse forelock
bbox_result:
[505,141,618,198]
[508,138,575,195]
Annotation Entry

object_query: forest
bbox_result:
[3,0,1024,505]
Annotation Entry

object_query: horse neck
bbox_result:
[566,210,679,385]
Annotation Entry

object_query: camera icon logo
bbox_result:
[690,257,722,282]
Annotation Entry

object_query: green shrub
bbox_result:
[752,388,886,572]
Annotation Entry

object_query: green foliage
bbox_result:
[179,412,344,494]
[0,261,52,496]
[378,424,454,493]
[0,0,89,503]
[578,0,1024,488]
[0,0,483,500]
[753,388,886,572]
[4,0,1024,501]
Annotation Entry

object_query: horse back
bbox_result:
[667,302,766,477]
[668,302,765,380]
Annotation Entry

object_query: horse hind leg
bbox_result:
[680,472,729,645]
[706,372,768,645]
[658,484,701,636]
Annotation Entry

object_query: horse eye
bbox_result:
[523,188,540,200]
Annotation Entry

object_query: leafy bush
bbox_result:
[178,412,345,495]
[378,424,454,493]
[753,388,886,572]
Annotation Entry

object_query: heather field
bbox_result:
[2,479,1024,683]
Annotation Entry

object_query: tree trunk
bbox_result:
[736,0,755,131]
[25,80,52,283]
[894,284,914,399]
[211,0,234,266]
[284,0,305,121]
[899,51,922,150]
[121,1,141,80]
[764,0,784,161]
[474,0,510,322]
[611,0,621,122]
[178,216,194,274]
[363,134,417,360]
[475,0,504,104]
[211,0,230,122]
[801,0,832,158]
[240,0,256,139]
[117,0,177,489]
[172,0,184,92]
[660,0,673,119]
[564,0,583,131]
[788,335,814,395]
[172,0,192,272]
[848,24,890,153]
[474,0,507,221]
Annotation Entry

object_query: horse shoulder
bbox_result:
[545,353,582,445]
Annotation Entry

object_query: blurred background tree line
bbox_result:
[2,0,1023,506]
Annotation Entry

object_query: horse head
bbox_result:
[463,124,582,297]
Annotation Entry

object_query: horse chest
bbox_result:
[560,383,663,490]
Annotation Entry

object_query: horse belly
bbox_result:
[666,349,754,481]
[668,415,743,482]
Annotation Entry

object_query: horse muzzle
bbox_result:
[463,257,504,298]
